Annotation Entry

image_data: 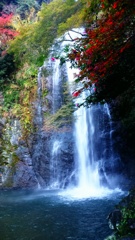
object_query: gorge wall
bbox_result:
[0,45,134,190]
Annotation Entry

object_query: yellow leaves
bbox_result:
[23,81,32,89]
[11,104,32,133]
[11,103,22,116]
[10,84,19,89]
[12,14,22,31]
[12,7,38,31]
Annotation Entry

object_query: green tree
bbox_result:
[9,0,85,66]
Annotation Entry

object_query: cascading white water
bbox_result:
[65,65,107,197]
[74,100,100,191]
[39,29,122,197]
[62,30,122,197]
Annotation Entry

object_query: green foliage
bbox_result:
[113,189,135,239]
[44,81,75,130]
[1,63,37,110]
[9,0,85,66]
[45,102,74,129]
[8,21,37,65]
[105,189,135,240]
[57,0,85,36]
[1,0,85,136]
[0,62,38,139]
[35,0,84,54]
[3,86,20,109]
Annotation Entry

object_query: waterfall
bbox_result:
[48,57,64,188]
[62,30,122,197]
[33,29,122,196]
[65,63,112,197]
[34,67,43,129]
[52,58,62,113]
[74,101,100,190]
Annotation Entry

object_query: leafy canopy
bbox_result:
[9,0,85,66]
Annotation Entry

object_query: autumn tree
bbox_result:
[64,0,135,154]
[0,13,17,50]
[0,13,17,86]
[65,0,135,102]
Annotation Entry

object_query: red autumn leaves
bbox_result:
[69,0,135,97]
[0,13,17,50]
[72,90,81,97]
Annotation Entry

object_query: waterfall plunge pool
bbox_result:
[0,189,125,240]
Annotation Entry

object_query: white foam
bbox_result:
[58,186,123,200]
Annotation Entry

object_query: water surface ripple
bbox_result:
[0,189,125,240]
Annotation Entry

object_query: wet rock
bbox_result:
[13,161,38,188]
[16,146,33,166]
[107,209,122,230]
[12,145,39,188]
[31,128,74,188]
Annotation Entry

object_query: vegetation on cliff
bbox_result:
[0,0,134,159]
[0,0,85,170]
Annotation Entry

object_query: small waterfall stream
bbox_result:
[50,140,62,188]
[52,58,62,113]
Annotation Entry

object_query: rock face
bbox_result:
[0,120,39,189]
[107,209,122,230]
[32,129,74,188]
[0,54,75,189]
[31,59,75,188]
[0,48,134,190]
[13,145,38,188]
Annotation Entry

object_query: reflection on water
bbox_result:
[0,189,125,240]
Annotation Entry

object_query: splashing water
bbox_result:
[44,29,123,198]
[62,30,122,198]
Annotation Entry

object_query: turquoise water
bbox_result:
[0,189,124,240]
